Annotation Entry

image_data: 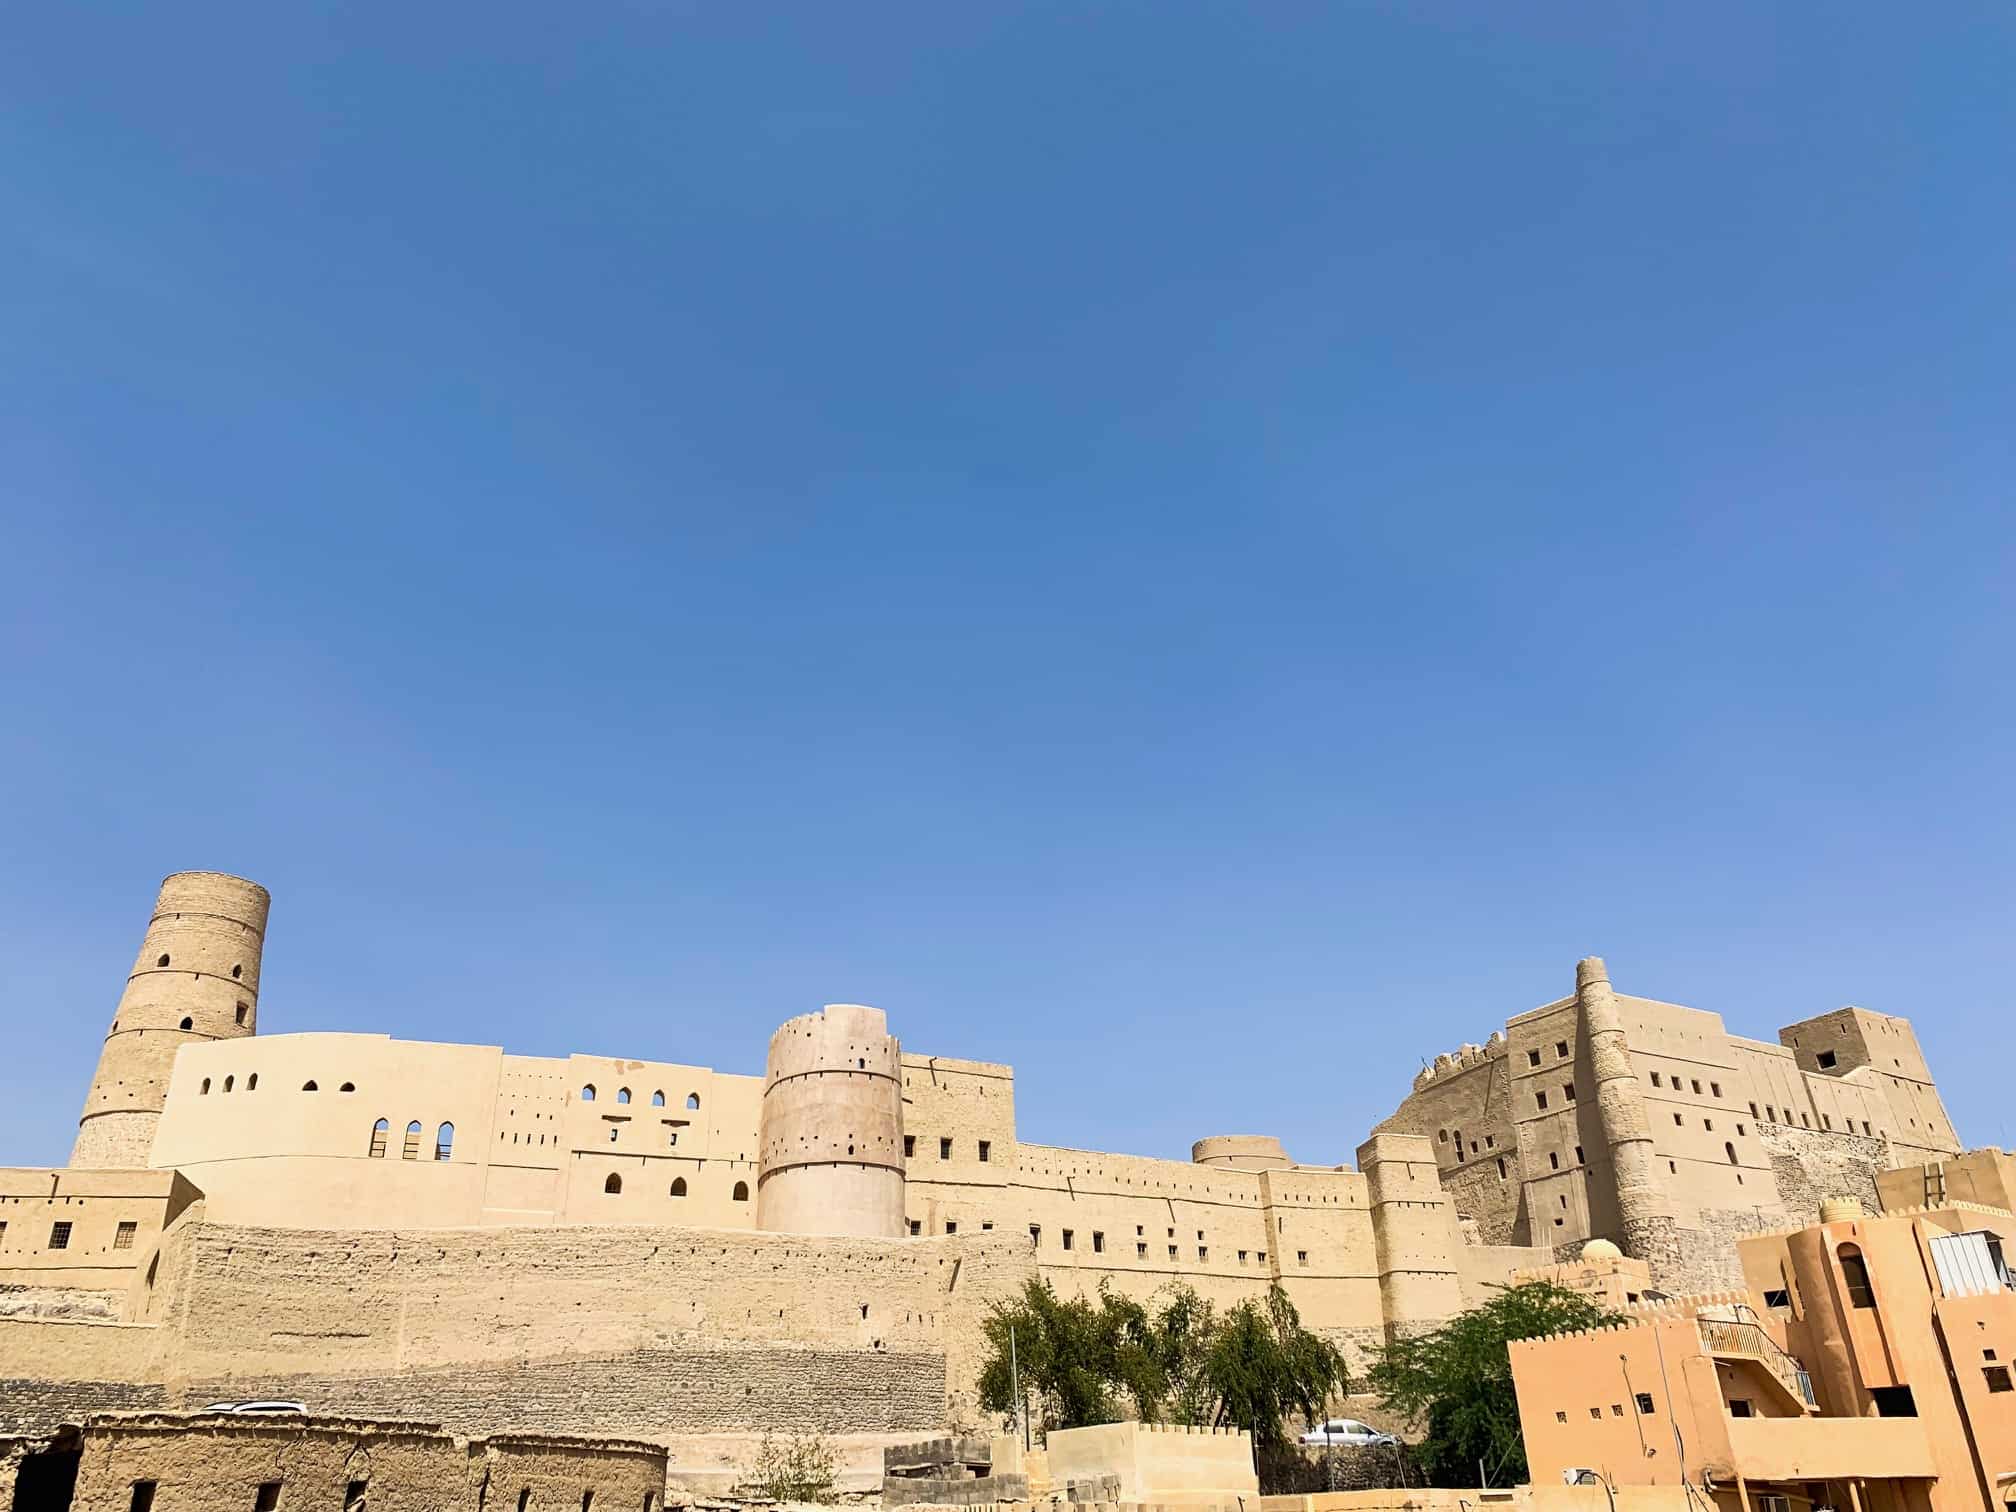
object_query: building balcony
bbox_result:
[1698,1316,1817,1413]
[1723,1415,1937,1482]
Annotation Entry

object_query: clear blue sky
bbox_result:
[5,5,2013,1170]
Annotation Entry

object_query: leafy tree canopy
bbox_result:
[1366,1281,1621,1486]
[977,1279,1348,1448]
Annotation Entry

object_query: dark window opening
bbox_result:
[157,954,170,967]
[132,1483,158,1512]
[1838,1244,1876,1308]
[256,1482,283,1510]
[235,1002,248,1025]
[732,1181,749,1201]
[49,1221,72,1250]
[1763,1289,1790,1308]
[345,1481,368,1510]
[1634,1393,1654,1414]
[670,1178,686,1197]
[605,1174,622,1194]
[978,1140,991,1163]
[1986,1367,2014,1394]
[1728,1399,1754,1418]
[903,1135,915,1157]
[180,1017,193,1030]
[1817,1050,1838,1069]
[1870,1385,1916,1417]
[939,1137,952,1159]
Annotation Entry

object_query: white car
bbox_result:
[204,1401,307,1415]
[1300,1418,1397,1448]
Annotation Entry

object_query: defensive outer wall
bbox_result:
[0,873,1971,1463]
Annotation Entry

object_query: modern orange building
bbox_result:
[1511,1199,2016,1512]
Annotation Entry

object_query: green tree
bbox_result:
[1201,1286,1349,1447]
[1367,1281,1621,1486]
[975,1279,1346,1448]
[976,1279,1165,1431]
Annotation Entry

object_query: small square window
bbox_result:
[1297,1250,1308,1266]
[1988,1366,2014,1393]
[1555,1411,1568,1424]
[944,1221,957,1235]
[1635,1393,1654,1414]
[981,1221,992,1231]
[1817,1050,1837,1069]
[1986,1348,1998,1361]
[114,1221,137,1250]
[1238,1250,1248,1263]
[1199,1246,1209,1260]
[1674,1113,1684,1126]
[1610,1404,1624,1416]
[1589,1407,1602,1419]
[1556,1041,1569,1059]
[256,1483,283,1511]
[1762,1289,1790,1308]
[1168,1245,1178,1259]
[1137,1242,1148,1258]
[1528,1050,1542,1067]
[1563,1083,1576,1102]
[48,1221,71,1250]
[908,1219,921,1236]
[1728,1399,1754,1419]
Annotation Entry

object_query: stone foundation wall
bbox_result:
[177,1347,945,1440]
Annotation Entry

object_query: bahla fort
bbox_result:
[5,871,2013,1512]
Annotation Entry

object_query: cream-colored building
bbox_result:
[0,872,1970,1487]
[1378,959,1961,1292]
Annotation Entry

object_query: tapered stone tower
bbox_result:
[1575,954,1675,1262]
[70,871,269,1168]
[756,1003,906,1237]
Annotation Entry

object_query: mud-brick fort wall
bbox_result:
[3,1217,1037,1444]
[1377,963,1963,1292]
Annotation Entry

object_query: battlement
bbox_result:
[1410,1032,1508,1091]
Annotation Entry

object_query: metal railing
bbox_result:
[1698,1316,1818,1408]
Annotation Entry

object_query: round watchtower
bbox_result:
[756,1003,905,1238]
[70,871,270,1168]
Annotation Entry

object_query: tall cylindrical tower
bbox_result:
[757,1003,905,1238]
[70,871,270,1169]
[1575,955,1673,1261]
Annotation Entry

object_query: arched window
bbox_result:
[582,1491,595,1510]
[686,1093,700,1111]
[670,1178,687,1198]
[732,1180,749,1202]
[247,1073,258,1091]
[223,1075,235,1093]
[235,1002,248,1026]
[616,1087,631,1105]
[232,963,243,979]
[1838,1244,1876,1308]
[436,1122,455,1160]
[200,1077,211,1095]
[339,1082,355,1093]
[157,953,170,967]
[180,1017,193,1030]
[303,1081,318,1092]
[402,1120,423,1160]
[519,1492,531,1512]
[604,1173,622,1195]
[651,1091,665,1107]
[1725,1141,1738,1165]
[368,1119,389,1158]
[581,1085,597,1102]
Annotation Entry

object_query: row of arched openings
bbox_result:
[600,1173,746,1202]
[368,1118,452,1161]
[581,1086,700,1110]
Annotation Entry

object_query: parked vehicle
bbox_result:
[203,1401,307,1415]
[1300,1418,1396,1448]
